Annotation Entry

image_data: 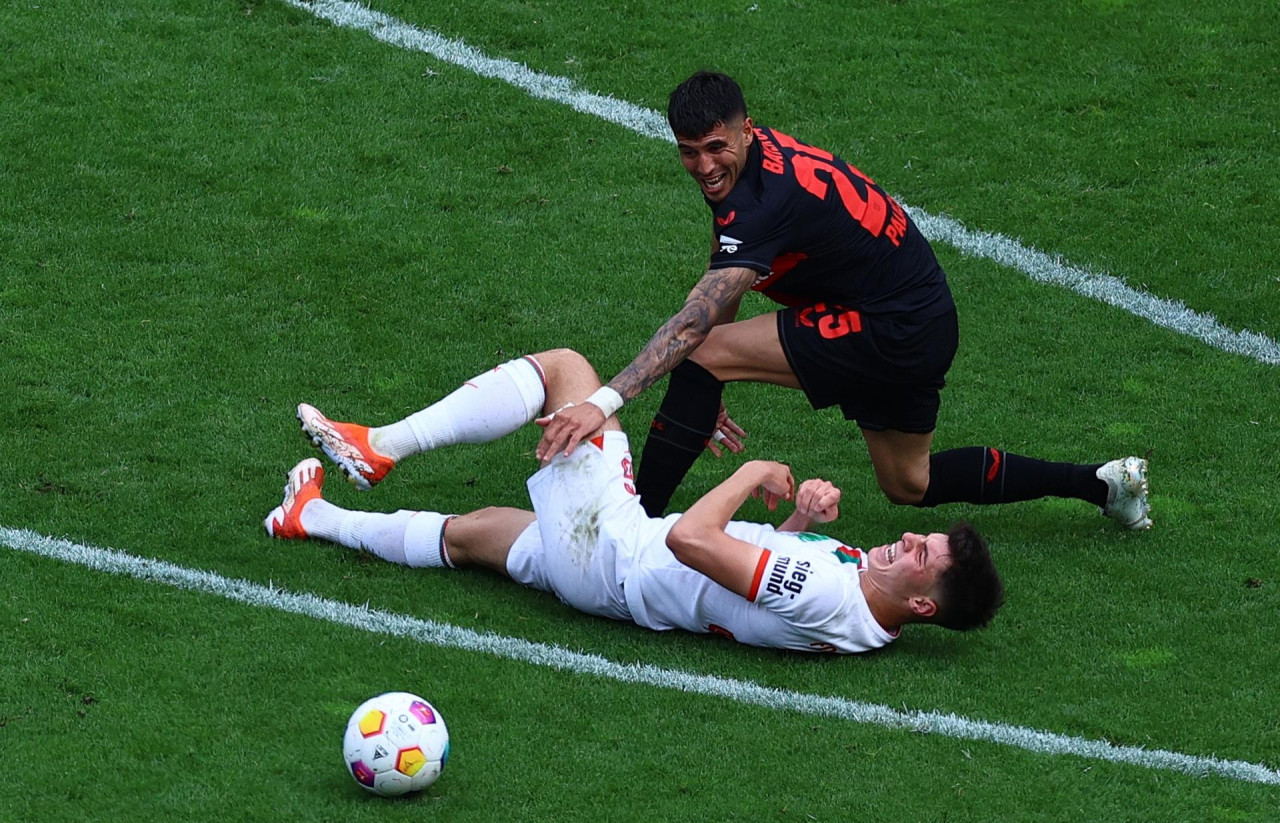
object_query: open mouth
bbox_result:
[885,541,899,564]
[701,172,727,194]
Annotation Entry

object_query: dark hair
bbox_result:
[931,523,1004,631]
[667,71,748,139]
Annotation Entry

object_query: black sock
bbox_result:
[635,360,724,517]
[917,447,1107,507]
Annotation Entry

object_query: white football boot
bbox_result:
[1096,456,1152,530]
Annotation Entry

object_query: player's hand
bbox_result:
[794,478,841,524]
[535,402,605,463]
[747,460,795,511]
[705,403,746,458]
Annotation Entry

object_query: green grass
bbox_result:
[2,0,1278,820]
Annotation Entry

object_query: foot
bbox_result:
[297,402,395,491]
[1097,457,1152,530]
[264,458,326,539]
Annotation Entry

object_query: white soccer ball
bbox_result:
[342,691,450,796]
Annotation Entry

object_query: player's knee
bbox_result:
[687,342,729,382]
[535,347,588,369]
[535,348,598,385]
[877,472,928,506]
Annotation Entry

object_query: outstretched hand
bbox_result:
[535,402,605,463]
[705,403,747,458]
[793,478,841,523]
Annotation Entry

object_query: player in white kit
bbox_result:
[265,349,1004,653]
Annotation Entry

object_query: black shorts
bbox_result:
[776,304,958,433]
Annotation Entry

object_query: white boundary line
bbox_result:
[4,525,1278,786]
[279,0,1279,366]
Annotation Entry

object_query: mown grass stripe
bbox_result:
[5,525,1278,786]
[278,0,1279,366]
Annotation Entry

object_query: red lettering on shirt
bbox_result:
[621,454,636,495]
[755,128,786,174]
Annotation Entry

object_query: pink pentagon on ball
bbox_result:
[409,701,436,724]
[350,760,376,788]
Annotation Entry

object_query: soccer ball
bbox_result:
[342,691,450,796]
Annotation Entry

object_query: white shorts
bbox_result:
[505,431,660,622]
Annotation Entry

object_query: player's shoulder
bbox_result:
[768,529,847,555]
[715,135,799,220]
[753,124,840,159]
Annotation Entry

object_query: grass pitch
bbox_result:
[1,1,1278,820]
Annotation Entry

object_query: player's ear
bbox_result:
[908,596,938,619]
[742,116,754,141]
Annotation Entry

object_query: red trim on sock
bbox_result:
[522,355,548,392]
[985,448,1002,484]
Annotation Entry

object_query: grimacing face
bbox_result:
[675,116,754,203]
[867,531,953,613]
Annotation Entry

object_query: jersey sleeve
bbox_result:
[707,195,794,275]
[745,543,853,629]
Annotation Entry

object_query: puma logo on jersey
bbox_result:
[718,234,742,253]
[715,211,736,227]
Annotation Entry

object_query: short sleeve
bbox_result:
[708,197,793,274]
[748,549,852,629]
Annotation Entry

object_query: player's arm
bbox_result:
[665,460,795,598]
[607,266,754,401]
[535,266,757,461]
[777,479,841,532]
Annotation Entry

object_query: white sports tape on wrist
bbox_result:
[584,386,624,418]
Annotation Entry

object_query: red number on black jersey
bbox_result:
[768,130,906,247]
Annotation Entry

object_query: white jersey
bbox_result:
[505,430,897,655]
[624,520,898,654]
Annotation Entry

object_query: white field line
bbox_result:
[280,0,1279,366]
[5,526,1278,786]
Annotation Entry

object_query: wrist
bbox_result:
[584,386,624,418]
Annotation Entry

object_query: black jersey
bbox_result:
[707,126,953,319]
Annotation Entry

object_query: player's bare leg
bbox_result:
[537,348,624,437]
[861,428,933,505]
[687,312,801,386]
[438,507,537,575]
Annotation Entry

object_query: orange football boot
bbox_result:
[264,458,326,539]
[297,402,396,491]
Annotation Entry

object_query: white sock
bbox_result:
[369,356,546,460]
[299,502,454,568]
[403,511,456,568]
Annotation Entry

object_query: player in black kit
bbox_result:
[536,71,1151,530]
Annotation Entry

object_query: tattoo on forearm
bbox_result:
[608,267,756,400]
